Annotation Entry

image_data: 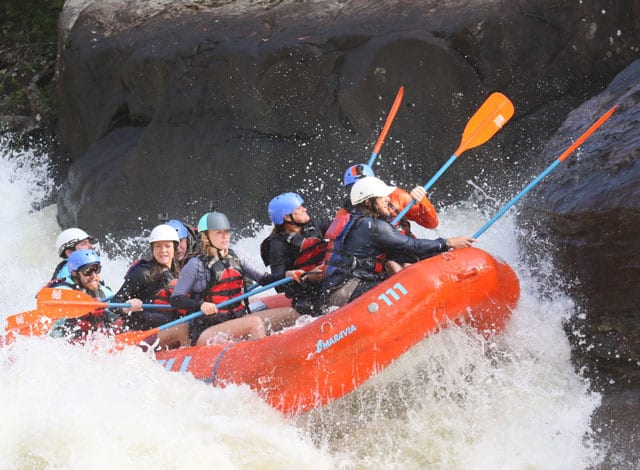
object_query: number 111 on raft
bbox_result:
[373,283,408,309]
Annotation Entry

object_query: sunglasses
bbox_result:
[80,264,101,276]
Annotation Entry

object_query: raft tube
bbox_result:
[155,247,519,415]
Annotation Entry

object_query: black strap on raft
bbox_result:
[206,342,236,385]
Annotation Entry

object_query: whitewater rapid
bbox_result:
[0,138,604,468]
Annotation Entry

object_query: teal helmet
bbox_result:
[268,192,304,225]
[343,163,375,187]
[67,249,101,273]
[197,212,231,232]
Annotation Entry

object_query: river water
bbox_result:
[0,137,604,468]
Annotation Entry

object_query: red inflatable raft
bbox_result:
[154,247,519,415]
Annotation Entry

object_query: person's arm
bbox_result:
[406,187,439,229]
[111,268,144,304]
[239,253,281,285]
[170,258,207,312]
[372,219,472,260]
[267,237,294,293]
[390,188,439,229]
[267,237,289,278]
[109,266,148,315]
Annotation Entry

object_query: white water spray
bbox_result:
[0,139,604,468]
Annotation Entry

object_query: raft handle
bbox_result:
[455,267,479,281]
[320,321,333,334]
[441,252,455,261]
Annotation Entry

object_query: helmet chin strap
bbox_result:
[285,214,306,228]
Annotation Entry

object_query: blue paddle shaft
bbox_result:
[391,154,458,225]
[156,277,293,332]
[367,151,377,167]
[107,303,174,309]
[473,159,562,238]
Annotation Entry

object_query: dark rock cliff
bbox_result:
[55,0,639,236]
[519,61,640,466]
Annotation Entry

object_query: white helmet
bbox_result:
[149,224,180,244]
[56,228,95,258]
[350,176,396,205]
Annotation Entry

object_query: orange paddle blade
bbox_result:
[455,92,514,156]
[114,328,159,346]
[372,86,405,155]
[36,287,106,318]
[5,310,54,337]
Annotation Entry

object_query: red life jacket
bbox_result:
[151,278,172,306]
[293,236,326,271]
[152,278,188,316]
[323,208,351,273]
[201,250,247,317]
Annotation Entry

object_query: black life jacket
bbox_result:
[261,223,327,272]
[323,211,386,281]
[125,259,184,314]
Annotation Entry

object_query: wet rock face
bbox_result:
[520,60,640,390]
[54,0,640,238]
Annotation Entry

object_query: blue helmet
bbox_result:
[197,212,231,232]
[67,249,101,273]
[165,219,189,239]
[268,192,304,225]
[343,163,375,187]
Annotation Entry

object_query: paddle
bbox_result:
[114,276,293,346]
[34,287,174,319]
[367,86,405,167]
[4,309,55,337]
[3,289,177,338]
[391,92,515,225]
[246,282,260,292]
[472,104,617,238]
